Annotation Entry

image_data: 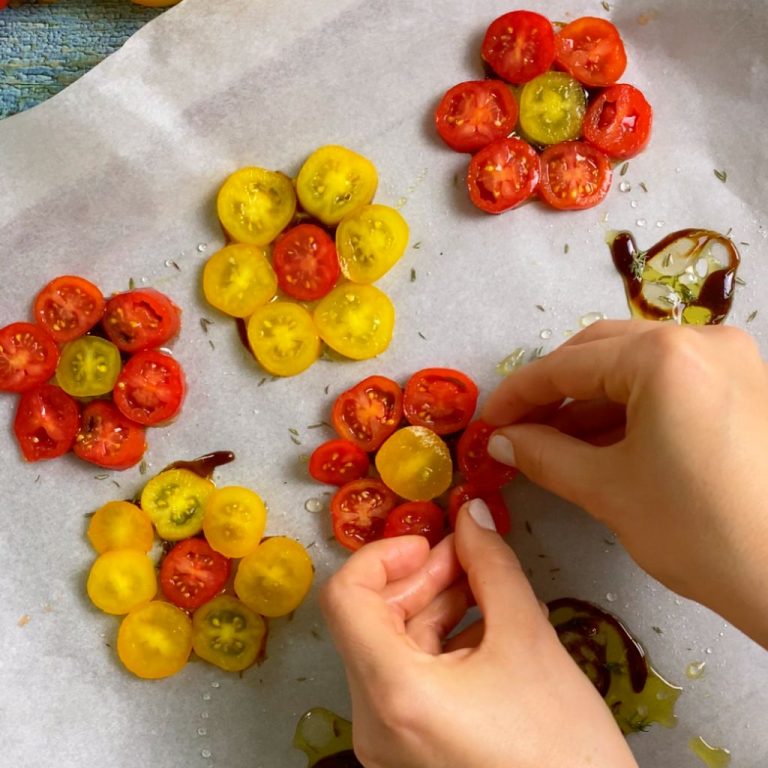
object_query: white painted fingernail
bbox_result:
[487,434,517,466]
[467,498,496,531]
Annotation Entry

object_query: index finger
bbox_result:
[482,333,642,426]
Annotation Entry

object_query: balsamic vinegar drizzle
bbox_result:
[610,229,740,325]
[163,450,236,478]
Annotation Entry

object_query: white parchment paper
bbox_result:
[1,1,767,766]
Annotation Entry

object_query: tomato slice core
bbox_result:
[102,288,181,353]
[0,322,59,393]
[309,438,371,485]
[583,84,653,160]
[74,400,147,470]
[160,538,231,611]
[272,224,340,301]
[383,501,446,548]
[538,141,613,211]
[403,368,478,435]
[13,384,80,461]
[331,478,399,551]
[33,275,105,343]
[554,17,627,87]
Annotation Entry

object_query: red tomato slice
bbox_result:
[13,384,80,461]
[554,17,627,87]
[457,420,519,490]
[33,275,105,343]
[403,368,478,435]
[74,400,146,470]
[0,322,59,393]
[331,375,403,452]
[383,501,445,548]
[583,83,653,160]
[102,288,181,353]
[331,478,399,551]
[481,10,556,85]
[272,224,340,301]
[309,438,370,485]
[113,350,186,426]
[448,482,511,536]
[434,80,519,154]
[538,141,613,211]
[467,137,540,214]
[160,538,231,611]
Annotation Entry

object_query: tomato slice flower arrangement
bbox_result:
[33,275,105,343]
[13,383,79,461]
[159,537,231,611]
[434,80,519,153]
[467,137,541,214]
[331,375,403,452]
[554,17,627,88]
[0,322,59,393]
[481,10,556,84]
[538,141,613,211]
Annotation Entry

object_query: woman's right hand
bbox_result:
[482,320,768,648]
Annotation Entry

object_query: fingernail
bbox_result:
[487,433,517,467]
[467,498,496,531]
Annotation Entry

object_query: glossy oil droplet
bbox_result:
[636,218,647,227]
[305,498,323,513]
[655,220,665,228]
[686,661,706,679]
[211,681,220,688]
[197,727,208,736]
[580,311,606,328]
[495,348,526,375]
[619,181,631,192]
[630,200,639,208]
[539,328,553,340]
[202,692,211,701]
[197,243,208,253]
[605,592,617,602]
[689,736,731,768]
[201,748,212,759]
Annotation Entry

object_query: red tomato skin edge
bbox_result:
[0,322,60,393]
[434,81,519,154]
[13,384,80,462]
[33,275,106,344]
[102,288,181,353]
[583,84,653,160]
[554,17,627,88]
[308,438,370,486]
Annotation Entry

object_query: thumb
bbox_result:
[454,500,547,648]
[487,423,611,511]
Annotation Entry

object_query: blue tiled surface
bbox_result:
[0,0,163,119]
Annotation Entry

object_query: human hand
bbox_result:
[483,320,768,648]
[321,502,639,768]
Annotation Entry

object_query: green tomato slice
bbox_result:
[140,468,214,541]
[519,72,587,146]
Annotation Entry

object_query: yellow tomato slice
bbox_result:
[87,500,154,553]
[519,72,587,146]
[375,426,453,501]
[86,549,157,615]
[313,284,395,360]
[246,301,320,377]
[56,336,121,397]
[217,167,297,246]
[192,595,266,672]
[203,485,267,558]
[336,204,410,284]
[234,537,314,618]
[140,468,214,541]
[117,601,192,679]
[203,244,278,318]
[296,146,378,226]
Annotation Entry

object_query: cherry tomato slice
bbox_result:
[457,420,519,490]
[538,141,613,211]
[583,84,653,160]
[331,375,403,452]
[159,537,231,611]
[383,501,445,548]
[141,468,214,541]
[217,166,297,246]
[434,80,519,154]
[102,288,181,354]
[87,549,157,615]
[481,10,556,85]
[331,478,399,551]
[403,368,478,435]
[309,438,370,486]
[13,383,80,461]
[192,595,266,672]
[448,482,511,537]
[272,224,340,301]
[313,283,395,361]
[113,350,186,426]
[518,72,586,147]
[0,322,59,393]
[87,500,154,554]
[74,400,146,470]
[375,426,453,501]
[117,601,192,680]
[33,275,105,343]
[56,336,122,398]
[467,137,540,214]
[202,485,267,559]
[554,17,627,88]
[296,146,378,226]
